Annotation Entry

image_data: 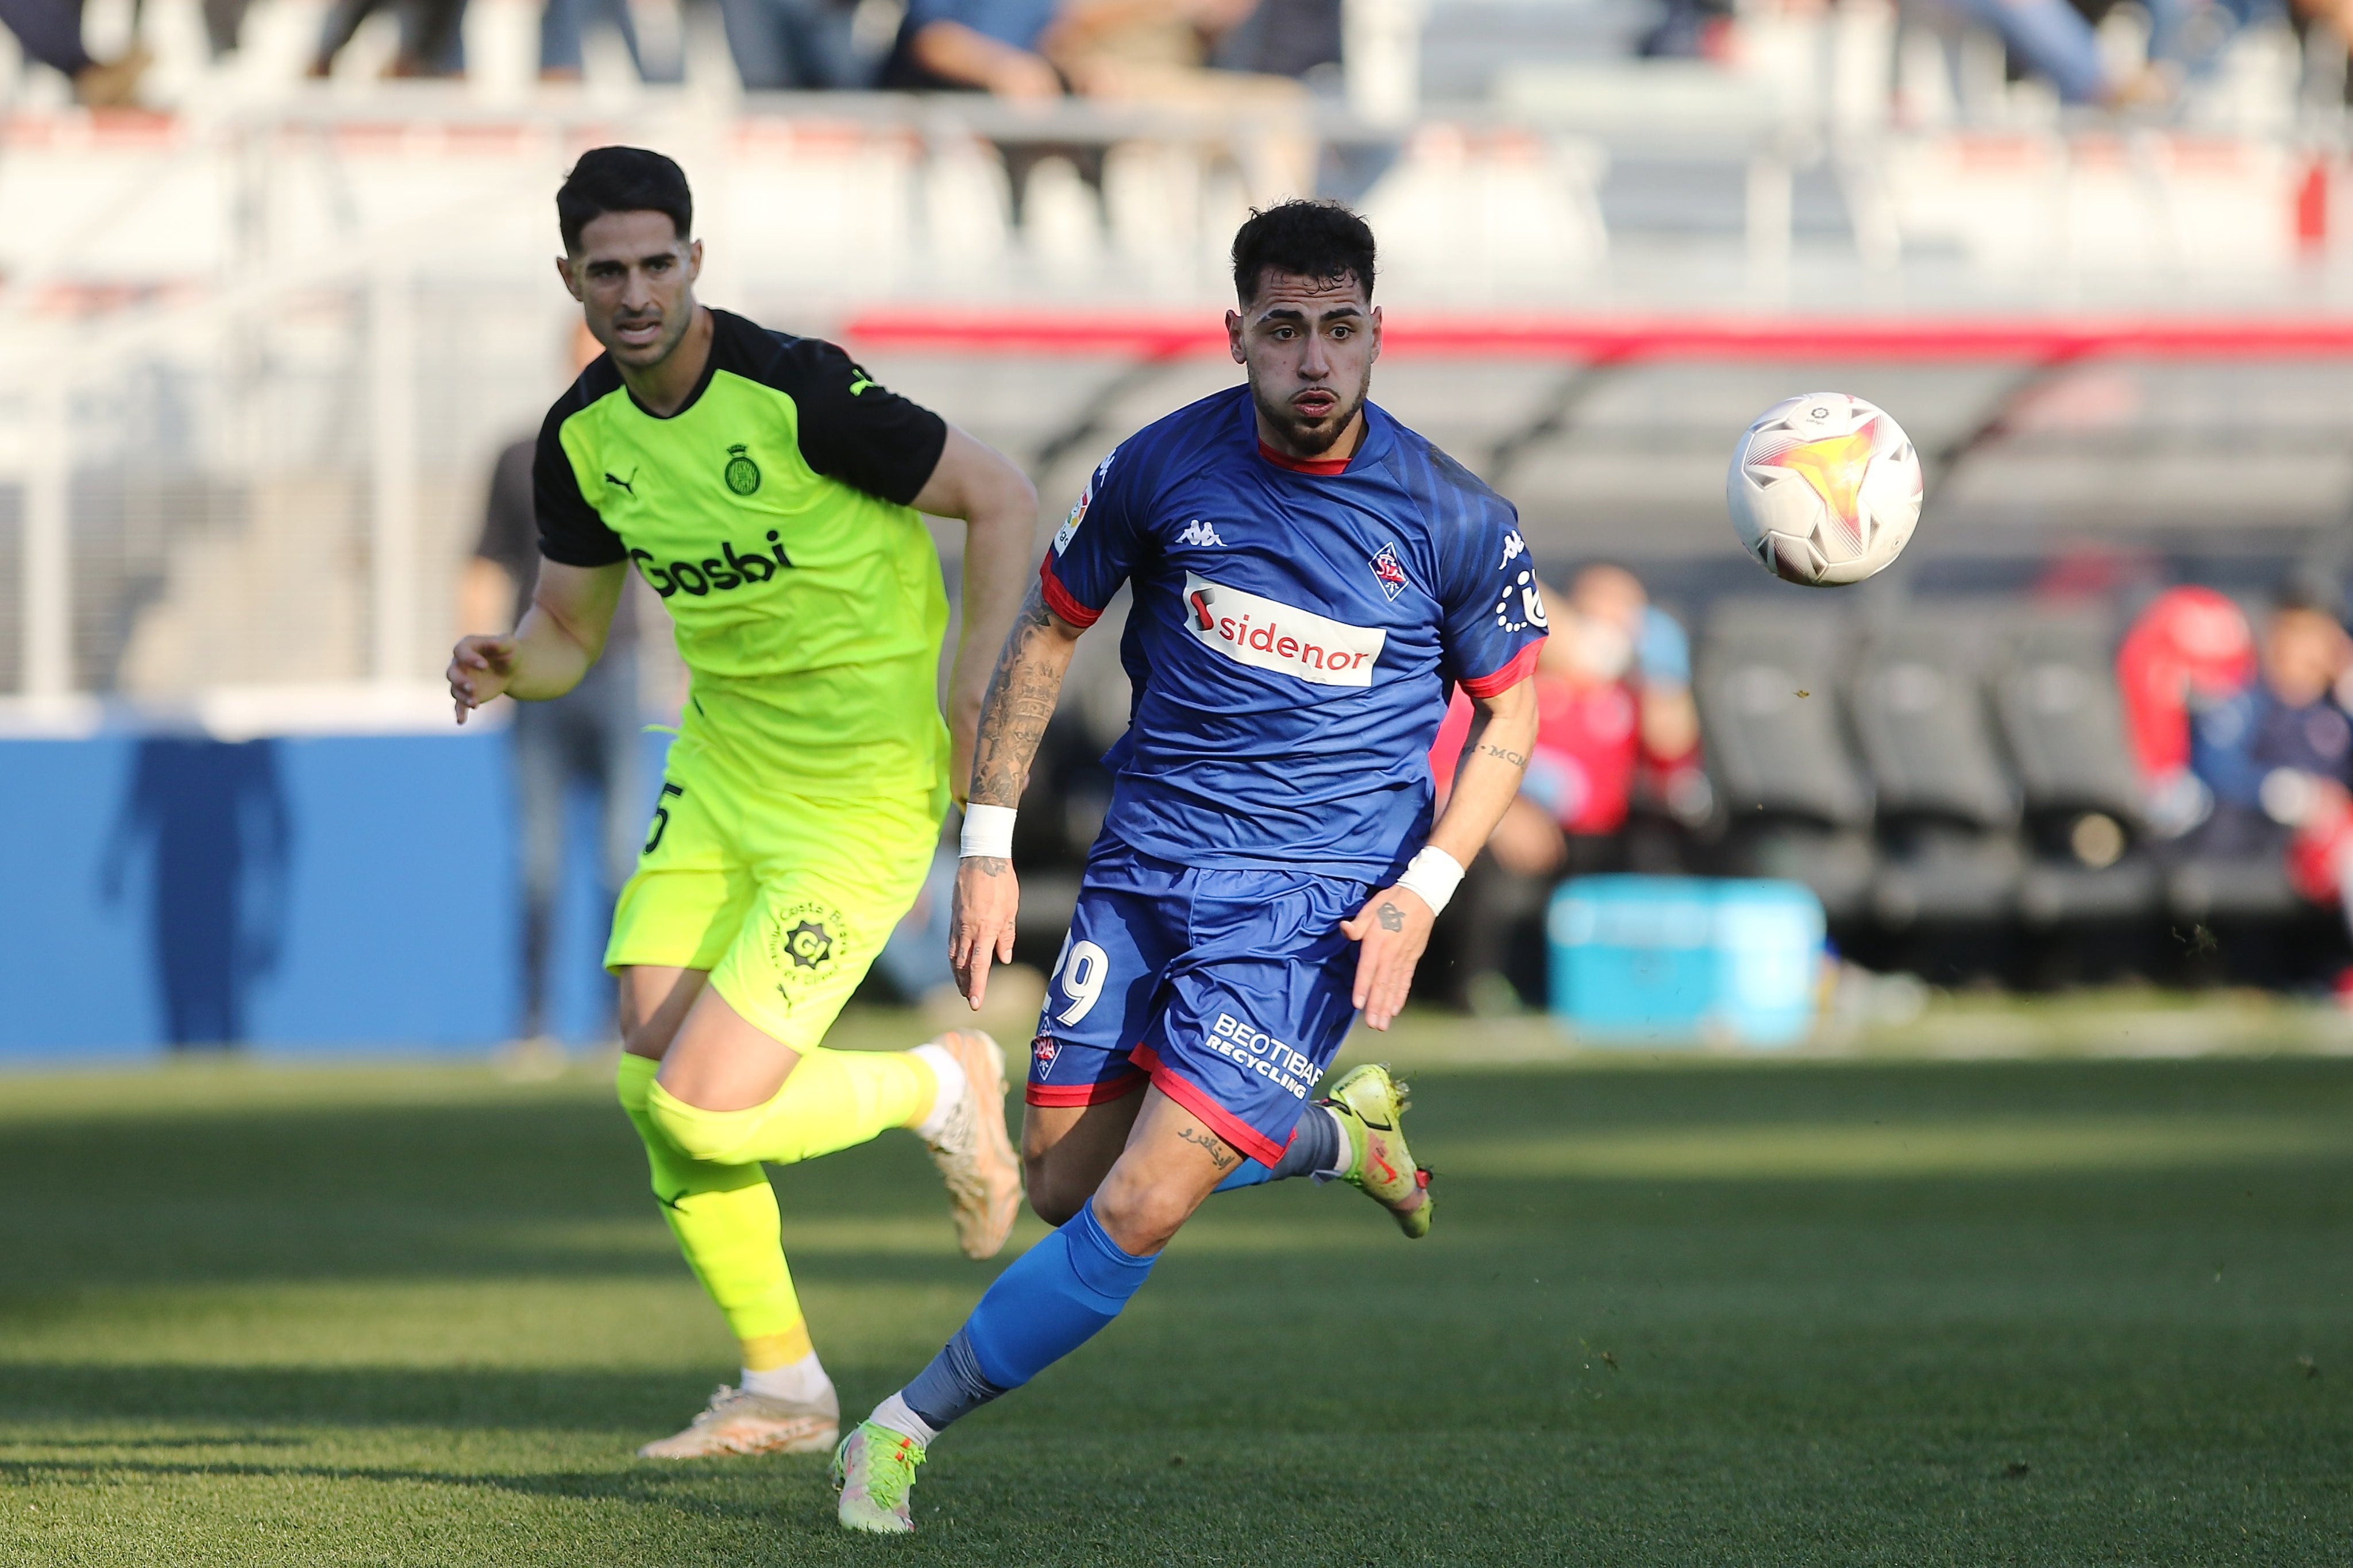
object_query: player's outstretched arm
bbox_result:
[950,581,1086,1007]
[1343,677,1539,1029]
[909,426,1041,805]
[446,559,626,724]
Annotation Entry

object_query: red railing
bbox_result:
[840,308,2353,361]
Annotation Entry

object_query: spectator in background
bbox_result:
[541,0,684,82]
[884,0,1066,95]
[462,394,647,1049]
[1431,563,1701,1010]
[715,0,865,88]
[2182,581,2353,912]
[308,0,464,75]
[2118,584,2257,839]
[1,0,146,101]
[1211,0,1338,80]
[885,0,1301,97]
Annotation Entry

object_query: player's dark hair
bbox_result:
[557,146,693,253]
[1230,200,1376,307]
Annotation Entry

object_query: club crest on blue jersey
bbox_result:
[1032,1037,1060,1074]
[1370,542,1409,601]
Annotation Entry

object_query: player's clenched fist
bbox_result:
[447,634,516,725]
[949,856,1020,1009]
[1341,886,1434,1032]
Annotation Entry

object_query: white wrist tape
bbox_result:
[1394,846,1465,916]
[960,803,1017,860]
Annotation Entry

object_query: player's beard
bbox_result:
[1251,370,1370,458]
[608,302,691,370]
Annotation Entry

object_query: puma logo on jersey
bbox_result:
[605,469,638,496]
[1182,571,1385,688]
[1178,518,1225,547]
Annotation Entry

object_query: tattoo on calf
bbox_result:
[1176,1125,1235,1170]
[1377,902,1405,932]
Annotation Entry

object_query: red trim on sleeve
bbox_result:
[1256,439,1351,476]
[1460,639,1544,699]
[1026,1070,1147,1108]
[1038,556,1103,629]
[1128,1044,1289,1166]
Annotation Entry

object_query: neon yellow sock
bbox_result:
[646,1048,935,1169]
[616,1053,811,1367]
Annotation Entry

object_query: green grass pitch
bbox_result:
[3,1021,2351,1565]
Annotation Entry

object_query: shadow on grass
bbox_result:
[0,1365,722,1433]
[0,1451,826,1520]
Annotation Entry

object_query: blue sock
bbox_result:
[1212,1104,1343,1193]
[897,1202,1156,1433]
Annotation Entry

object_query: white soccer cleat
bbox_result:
[920,1029,1023,1260]
[635,1384,839,1458]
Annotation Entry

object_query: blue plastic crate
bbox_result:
[1545,875,1824,1046]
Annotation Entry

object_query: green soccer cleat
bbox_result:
[834,1421,927,1534]
[1322,1062,1434,1239]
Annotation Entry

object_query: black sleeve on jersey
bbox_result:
[533,392,627,567]
[767,334,949,507]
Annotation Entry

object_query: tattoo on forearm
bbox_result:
[967,856,1009,878]
[1378,902,1404,932]
[1476,741,1529,768]
[969,585,1064,807]
[1177,1125,1234,1170]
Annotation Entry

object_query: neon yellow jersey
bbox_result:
[533,309,952,800]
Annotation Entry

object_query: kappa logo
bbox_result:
[1498,528,1527,570]
[1182,571,1386,688]
[1178,518,1225,548]
[1370,542,1409,602]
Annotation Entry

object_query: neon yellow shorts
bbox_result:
[605,729,944,1052]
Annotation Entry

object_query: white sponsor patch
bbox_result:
[1181,571,1386,688]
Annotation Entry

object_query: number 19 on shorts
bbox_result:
[1050,934,1109,1026]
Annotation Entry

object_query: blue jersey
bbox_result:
[1040,384,1547,880]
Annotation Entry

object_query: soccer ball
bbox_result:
[1726,393,1923,587]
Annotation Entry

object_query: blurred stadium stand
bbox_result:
[10,0,2353,1046]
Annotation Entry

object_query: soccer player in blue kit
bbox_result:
[835,200,1548,1532]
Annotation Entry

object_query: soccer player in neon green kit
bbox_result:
[448,146,1036,1459]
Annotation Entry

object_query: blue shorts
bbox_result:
[1026,840,1370,1167]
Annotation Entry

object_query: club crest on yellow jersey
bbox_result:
[724,444,762,496]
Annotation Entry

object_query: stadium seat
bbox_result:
[1694,598,1876,921]
[1845,603,2023,928]
[1986,604,2163,927]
